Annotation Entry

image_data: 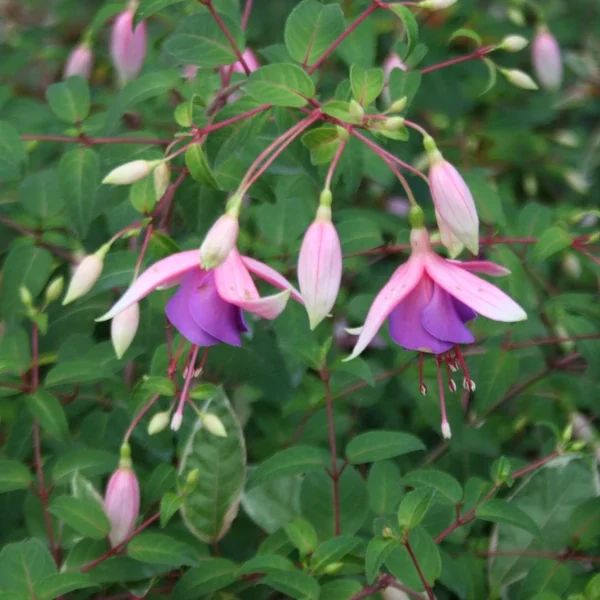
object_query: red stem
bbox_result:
[21,134,170,145]
[405,539,435,600]
[322,370,341,536]
[324,137,348,190]
[206,1,250,75]
[123,393,161,443]
[241,0,253,29]
[420,46,494,75]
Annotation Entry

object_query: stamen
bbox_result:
[436,356,451,439]
[454,346,474,390]
[420,383,428,395]
[419,352,426,395]
[448,379,457,392]
[172,344,200,431]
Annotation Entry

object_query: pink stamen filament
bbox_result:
[174,344,200,423]
[453,346,473,387]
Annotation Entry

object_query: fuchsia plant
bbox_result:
[110,0,147,87]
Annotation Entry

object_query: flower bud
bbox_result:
[147,411,171,435]
[348,99,364,123]
[230,48,260,74]
[45,277,65,304]
[389,97,407,113]
[498,35,529,53]
[104,445,140,547]
[184,65,199,81]
[532,26,563,91]
[63,247,108,305]
[298,203,342,330]
[199,214,239,270]
[564,170,590,195]
[111,302,140,359]
[383,116,405,131]
[500,68,539,90]
[111,7,147,87]
[19,286,33,307]
[200,412,227,437]
[186,469,200,489]
[425,137,479,255]
[102,160,162,185]
[508,7,525,26]
[562,252,582,280]
[63,43,94,80]
[382,586,413,600]
[153,161,170,200]
[418,0,457,10]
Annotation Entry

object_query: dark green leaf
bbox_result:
[19,169,63,218]
[397,488,436,530]
[46,76,90,123]
[237,554,295,576]
[0,460,33,493]
[185,143,221,189]
[135,0,186,24]
[246,64,315,107]
[128,533,199,566]
[346,430,425,464]
[472,348,519,413]
[0,121,27,182]
[401,469,463,505]
[160,493,184,528]
[173,558,237,598]
[310,536,361,574]
[388,5,419,59]
[25,390,70,444]
[38,573,96,600]
[0,539,56,596]
[532,227,573,263]
[262,570,320,600]
[365,537,397,583]
[350,65,385,106]
[476,499,541,538]
[301,126,341,165]
[52,449,117,483]
[49,496,111,539]
[284,517,318,556]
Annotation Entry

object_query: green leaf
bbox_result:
[105,70,181,131]
[397,488,436,530]
[160,493,184,528]
[185,143,221,189]
[518,561,571,600]
[165,13,245,68]
[38,573,96,600]
[246,64,315,107]
[368,460,403,515]
[350,65,385,106]
[472,348,519,413]
[45,359,112,387]
[49,496,111,539]
[52,449,117,483]
[45,76,90,123]
[237,554,295,576]
[179,387,246,542]
[310,536,361,574]
[462,173,507,226]
[0,120,27,182]
[388,4,419,59]
[532,227,573,263]
[337,219,383,253]
[248,445,326,488]
[128,533,198,567]
[284,0,345,66]
[569,497,600,542]
[0,539,56,596]
[480,58,498,95]
[59,147,100,239]
[135,0,186,24]
[401,469,463,505]
[145,464,178,506]
[0,460,32,493]
[365,537,397,583]
[321,100,352,122]
[19,169,63,218]
[388,69,422,110]
[320,579,362,600]
[257,191,312,248]
[301,126,341,165]
[262,570,320,600]
[476,499,541,538]
[449,28,482,46]
[25,390,70,444]
[284,517,318,556]
[173,558,238,598]
[129,176,157,214]
[346,430,425,464]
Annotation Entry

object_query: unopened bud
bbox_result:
[147,411,171,435]
[102,160,162,185]
[553,130,579,148]
[562,252,582,280]
[19,286,33,307]
[336,125,349,141]
[63,43,94,80]
[201,412,227,437]
[199,213,239,270]
[420,383,428,395]
[491,456,512,483]
[382,527,394,538]
[498,35,529,52]
[564,170,590,195]
[153,161,170,200]
[383,116,405,131]
[111,302,140,359]
[507,7,525,26]
[348,99,364,122]
[63,247,108,305]
[418,0,457,10]
[389,97,407,113]
[500,68,539,90]
[104,455,140,547]
[322,562,344,575]
[111,8,147,87]
[186,468,200,488]
[523,173,538,196]
[45,277,64,304]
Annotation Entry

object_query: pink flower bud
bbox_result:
[532,26,563,91]
[298,204,342,330]
[63,43,93,80]
[184,65,199,81]
[199,213,239,270]
[425,137,479,255]
[231,48,260,74]
[111,302,140,359]
[104,447,140,547]
[383,53,407,105]
[63,250,107,305]
[110,8,147,87]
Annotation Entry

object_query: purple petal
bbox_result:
[388,277,454,354]
[165,272,221,347]
[421,283,475,345]
[188,271,244,347]
[452,298,477,323]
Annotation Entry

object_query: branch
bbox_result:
[420,46,494,74]
[206,1,250,74]
[21,134,171,146]
[405,539,435,600]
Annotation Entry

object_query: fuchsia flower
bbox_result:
[347,227,526,437]
[532,25,563,91]
[63,43,93,80]
[230,48,260,74]
[97,248,301,346]
[110,5,147,87]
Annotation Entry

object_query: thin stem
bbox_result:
[322,369,341,536]
[21,134,170,146]
[405,539,435,600]
[123,393,161,443]
[324,138,348,190]
[206,1,250,74]
[201,104,271,134]
[173,345,200,424]
[133,224,153,280]
[420,46,495,75]
[404,119,430,138]
[241,0,253,29]
[381,153,418,206]
[307,2,379,74]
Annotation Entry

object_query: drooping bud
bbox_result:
[104,444,140,547]
[348,99,364,123]
[110,7,147,87]
[200,412,227,437]
[498,35,529,53]
[147,411,171,435]
[562,252,582,280]
[44,277,65,305]
[102,160,162,185]
[424,137,479,255]
[153,161,170,200]
[298,191,342,330]
[418,0,457,10]
[199,211,240,270]
[230,48,260,74]
[532,25,563,91]
[500,68,539,90]
[63,43,94,80]
[383,116,405,131]
[63,245,109,305]
[388,97,407,113]
[111,302,140,359]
